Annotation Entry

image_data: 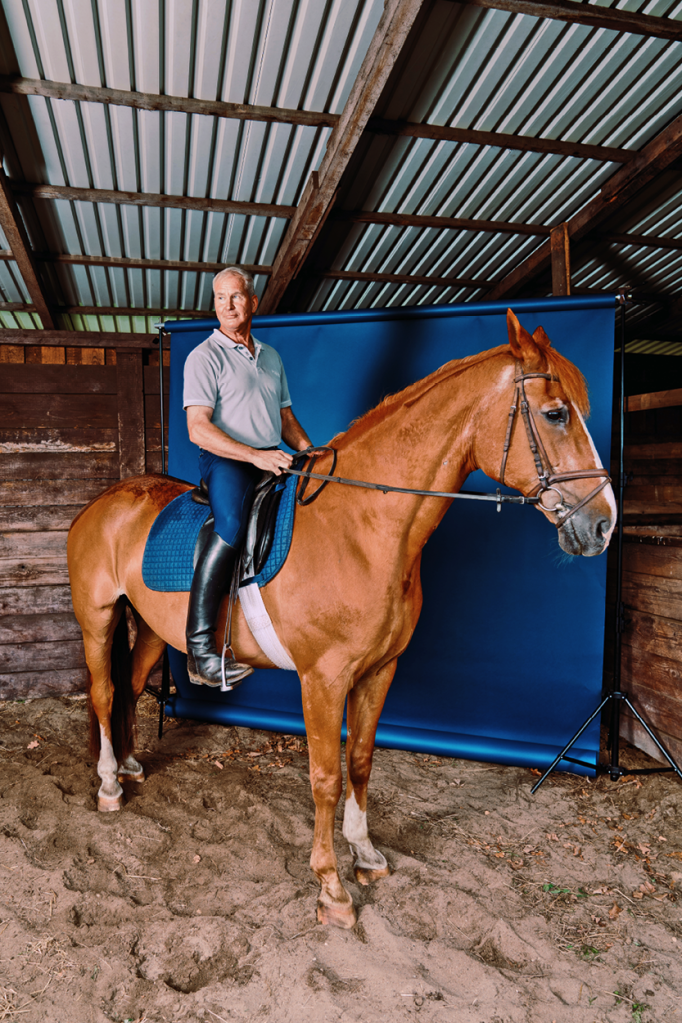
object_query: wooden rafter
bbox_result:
[258,0,427,315]
[13,182,295,220]
[0,167,55,329]
[321,269,491,289]
[0,75,339,129]
[0,74,630,165]
[461,0,682,42]
[365,118,631,163]
[486,112,682,301]
[335,209,551,237]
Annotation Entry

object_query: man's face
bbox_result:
[213,274,258,337]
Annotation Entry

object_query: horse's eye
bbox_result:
[544,407,567,424]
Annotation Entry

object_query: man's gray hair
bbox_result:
[213,266,255,297]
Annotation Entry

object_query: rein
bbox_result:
[287,362,611,529]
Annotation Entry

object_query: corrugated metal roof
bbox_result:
[0,0,679,336]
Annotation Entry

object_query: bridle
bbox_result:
[286,361,611,529]
[499,363,611,528]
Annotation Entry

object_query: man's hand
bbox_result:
[250,448,293,475]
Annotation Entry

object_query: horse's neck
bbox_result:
[334,356,504,552]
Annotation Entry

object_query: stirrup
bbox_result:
[186,649,253,689]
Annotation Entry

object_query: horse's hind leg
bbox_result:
[117,615,166,783]
[343,659,396,885]
[78,601,128,812]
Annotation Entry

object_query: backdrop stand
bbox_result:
[531,292,682,794]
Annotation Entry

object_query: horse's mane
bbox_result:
[334,343,590,445]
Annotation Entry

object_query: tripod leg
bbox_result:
[623,696,682,781]
[531,695,609,794]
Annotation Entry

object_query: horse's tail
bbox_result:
[88,597,136,764]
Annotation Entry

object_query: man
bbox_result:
[183,267,312,687]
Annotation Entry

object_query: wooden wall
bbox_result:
[0,344,168,700]
[619,394,682,764]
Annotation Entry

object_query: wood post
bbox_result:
[550,222,571,296]
[116,351,146,478]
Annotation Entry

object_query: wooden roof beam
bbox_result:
[258,0,427,315]
[0,167,55,328]
[459,0,682,42]
[12,182,295,219]
[0,74,630,164]
[0,75,339,129]
[486,111,682,300]
[366,118,631,163]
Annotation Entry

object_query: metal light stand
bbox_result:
[532,292,682,794]
[145,324,172,739]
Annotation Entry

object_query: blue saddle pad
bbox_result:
[142,475,297,592]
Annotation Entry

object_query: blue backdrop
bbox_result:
[163,296,616,774]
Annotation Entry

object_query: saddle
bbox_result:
[190,471,286,580]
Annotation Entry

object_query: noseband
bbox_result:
[499,363,611,529]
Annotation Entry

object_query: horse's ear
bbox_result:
[532,325,552,350]
[507,309,536,360]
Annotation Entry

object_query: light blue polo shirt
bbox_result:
[183,329,292,449]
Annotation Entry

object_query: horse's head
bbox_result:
[475,310,616,557]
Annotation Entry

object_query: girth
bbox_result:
[500,364,610,528]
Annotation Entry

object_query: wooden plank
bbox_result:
[116,351,146,478]
[336,208,551,238]
[622,572,682,620]
[0,75,339,129]
[0,667,87,700]
[625,442,682,460]
[0,531,68,559]
[0,330,155,348]
[15,181,296,220]
[259,0,427,313]
[0,558,69,587]
[0,639,85,672]
[0,344,24,363]
[0,505,82,530]
[623,608,682,656]
[44,252,272,277]
[0,364,117,393]
[143,365,170,395]
[0,452,118,480]
[623,544,682,581]
[625,484,682,506]
[625,460,682,477]
[0,611,81,644]
[365,117,631,163]
[628,389,682,413]
[322,268,491,289]
[0,166,55,328]
[66,346,105,366]
[618,672,682,736]
[0,479,115,506]
[0,585,74,614]
[0,393,117,428]
[463,0,682,42]
[550,223,570,296]
[486,110,682,299]
[0,427,117,452]
[619,716,682,768]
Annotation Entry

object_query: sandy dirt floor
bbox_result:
[1,694,681,1023]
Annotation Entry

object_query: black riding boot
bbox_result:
[186,531,253,688]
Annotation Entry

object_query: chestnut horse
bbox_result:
[67,311,616,928]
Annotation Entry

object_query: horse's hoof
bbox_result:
[354,862,391,886]
[117,770,145,783]
[97,793,123,812]
[316,899,357,930]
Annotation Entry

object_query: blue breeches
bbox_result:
[198,450,261,547]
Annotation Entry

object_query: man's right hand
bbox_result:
[250,448,293,475]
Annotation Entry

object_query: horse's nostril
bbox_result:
[594,517,610,542]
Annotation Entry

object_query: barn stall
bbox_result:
[1,0,682,1019]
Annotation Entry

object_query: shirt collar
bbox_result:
[211,329,261,360]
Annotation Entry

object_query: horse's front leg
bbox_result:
[343,659,397,884]
[301,670,356,929]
